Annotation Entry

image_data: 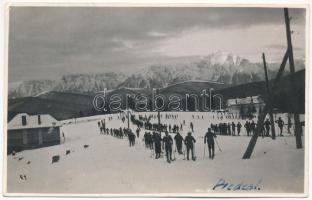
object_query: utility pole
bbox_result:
[127,110,130,129]
[157,88,161,135]
[243,8,303,158]
[209,88,214,111]
[262,53,276,139]
[284,8,302,149]
[243,50,290,159]
[126,95,130,129]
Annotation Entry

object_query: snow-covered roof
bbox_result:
[226,96,264,106]
[8,113,61,130]
[166,80,225,88]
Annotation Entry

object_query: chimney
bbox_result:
[38,115,41,125]
[22,115,27,126]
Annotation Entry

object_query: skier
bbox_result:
[244,121,250,136]
[153,132,162,159]
[147,132,153,149]
[144,132,148,148]
[231,122,236,136]
[102,119,106,130]
[264,118,271,137]
[276,117,285,136]
[62,132,66,142]
[128,129,136,147]
[251,120,256,135]
[190,122,194,132]
[184,132,196,161]
[162,131,174,163]
[227,123,231,135]
[204,128,217,159]
[287,116,292,134]
[174,132,184,154]
[136,127,140,138]
[237,122,242,136]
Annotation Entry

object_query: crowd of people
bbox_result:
[97,111,296,164]
[142,130,198,163]
[98,113,223,164]
[132,112,291,138]
[210,117,289,137]
[97,118,137,147]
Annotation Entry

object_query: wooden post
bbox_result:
[284,8,302,149]
[243,51,289,159]
[262,53,276,139]
[127,111,130,129]
[243,8,303,158]
[242,106,269,159]
[157,89,161,135]
[272,50,289,88]
[126,93,131,129]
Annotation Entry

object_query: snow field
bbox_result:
[7,112,304,194]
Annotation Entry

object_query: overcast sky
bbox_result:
[9,7,306,83]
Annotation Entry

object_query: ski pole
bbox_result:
[172,143,176,160]
[151,143,155,158]
[215,138,222,152]
[193,143,196,159]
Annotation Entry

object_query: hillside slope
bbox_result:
[8,69,305,120]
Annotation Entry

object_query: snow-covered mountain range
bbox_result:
[8,52,305,98]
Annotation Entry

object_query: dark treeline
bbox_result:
[8,69,305,121]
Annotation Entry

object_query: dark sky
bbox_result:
[9,7,306,82]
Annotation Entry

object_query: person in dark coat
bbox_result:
[231,122,236,136]
[204,128,217,159]
[244,121,250,136]
[153,132,162,159]
[190,122,194,132]
[264,118,271,137]
[184,132,196,161]
[174,132,184,154]
[144,132,148,148]
[287,116,292,134]
[162,131,174,163]
[146,132,153,149]
[276,117,285,136]
[251,120,256,135]
[128,129,136,147]
[227,123,231,135]
[136,127,140,138]
[237,122,242,136]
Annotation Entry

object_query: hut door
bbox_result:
[28,129,39,148]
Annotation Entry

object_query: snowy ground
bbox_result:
[6,112,305,195]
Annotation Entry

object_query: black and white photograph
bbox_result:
[3,2,309,197]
